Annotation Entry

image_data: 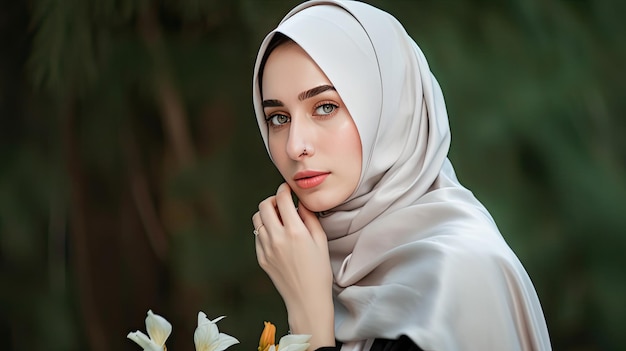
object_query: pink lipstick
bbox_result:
[294,171,330,189]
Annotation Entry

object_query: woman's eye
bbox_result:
[267,114,290,126]
[315,103,337,115]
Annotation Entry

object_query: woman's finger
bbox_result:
[275,183,302,230]
[253,210,273,270]
[298,205,327,245]
[252,211,263,235]
[258,195,281,231]
[252,211,266,261]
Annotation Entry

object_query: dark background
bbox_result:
[1,0,624,350]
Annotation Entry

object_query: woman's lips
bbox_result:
[294,171,330,189]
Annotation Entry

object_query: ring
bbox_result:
[253,224,264,236]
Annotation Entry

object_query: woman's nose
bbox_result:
[286,116,314,160]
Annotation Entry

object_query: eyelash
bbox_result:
[265,114,289,127]
[264,102,340,128]
[314,102,339,117]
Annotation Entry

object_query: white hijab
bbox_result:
[252,1,551,350]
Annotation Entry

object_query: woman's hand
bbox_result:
[252,183,335,350]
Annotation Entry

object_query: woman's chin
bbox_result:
[295,187,354,214]
[296,198,330,214]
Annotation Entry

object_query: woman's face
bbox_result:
[261,42,362,212]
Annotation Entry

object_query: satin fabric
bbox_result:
[252,1,551,350]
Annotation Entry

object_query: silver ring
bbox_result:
[253,223,264,236]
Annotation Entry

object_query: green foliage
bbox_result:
[1,0,624,350]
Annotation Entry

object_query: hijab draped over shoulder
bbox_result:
[252,1,551,350]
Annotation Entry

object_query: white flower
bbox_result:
[127,310,172,351]
[194,311,240,351]
[271,334,311,351]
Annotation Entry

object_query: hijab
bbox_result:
[252,1,551,350]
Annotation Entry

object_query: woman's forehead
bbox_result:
[261,43,333,100]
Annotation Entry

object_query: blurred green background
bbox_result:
[1,0,624,350]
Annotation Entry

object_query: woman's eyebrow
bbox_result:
[262,85,336,108]
[262,99,283,107]
[298,85,336,101]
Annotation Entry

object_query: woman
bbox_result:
[251,1,551,350]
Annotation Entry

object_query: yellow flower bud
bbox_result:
[258,321,276,351]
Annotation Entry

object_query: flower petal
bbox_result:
[194,312,239,351]
[279,342,311,351]
[210,333,240,351]
[277,334,311,351]
[127,331,163,351]
[195,314,218,338]
[145,310,172,347]
[210,316,226,324]
[194,322,215,351]
[278,334,312,346]
[197,311,209,326]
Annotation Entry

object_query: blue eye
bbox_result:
[266,114,290,126]
[315,103,337,115]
